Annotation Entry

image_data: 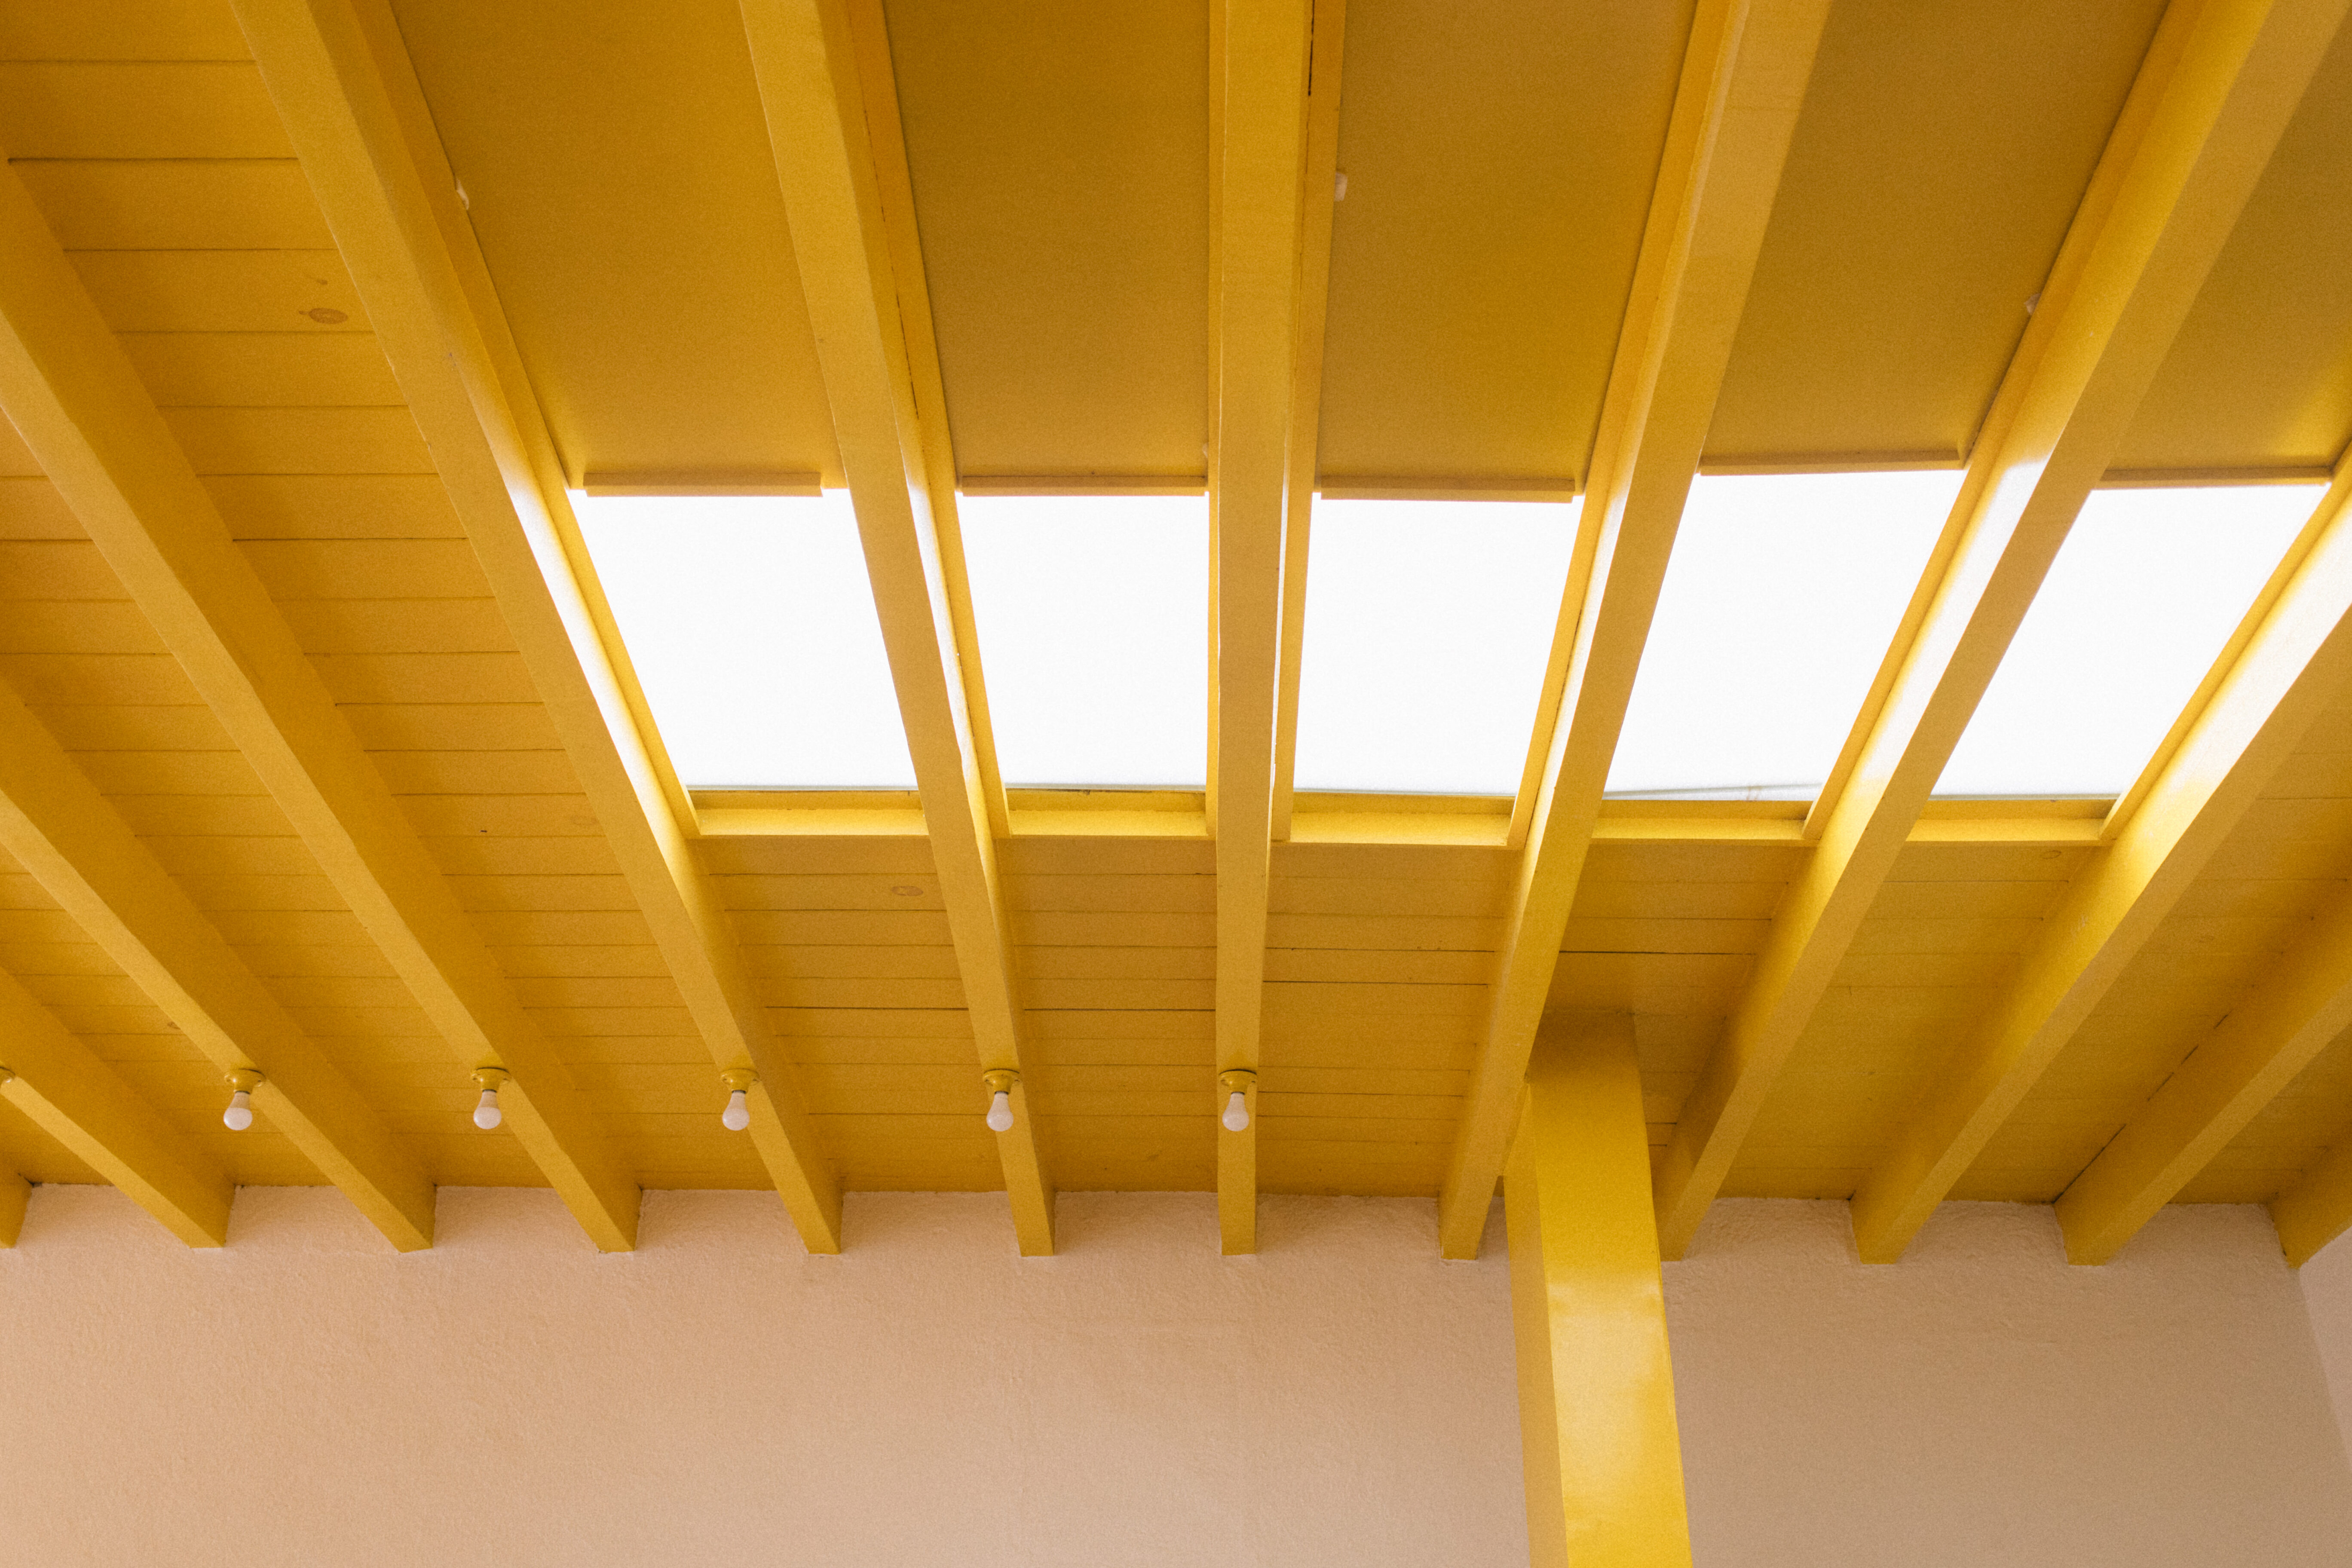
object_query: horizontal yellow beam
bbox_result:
[0,970,231,1248]
[239,0,843,1252]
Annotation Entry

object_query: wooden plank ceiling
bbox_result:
[1,0,2351,1265]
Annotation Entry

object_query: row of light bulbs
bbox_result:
[214,1067,1261,1134]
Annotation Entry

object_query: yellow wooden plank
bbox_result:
[1208,0,1314,1253]
[1437,0,1835,1259]
[1871,469,2352,1264]
[739,0,1050,1252]
[1506,1014,1693,1568]
[0,62,292,158]
[15,159,331,250]
[0,675,436,1244]
[0,967,230,1246]
[0,152,640,1250]
[1660,0,2352,1263]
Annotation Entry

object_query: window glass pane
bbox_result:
[1936,484,2320,796]
[959,495,1209,787]
[576,492,915,787]
[1607,472,1960,797]
[1294,499,1578,795]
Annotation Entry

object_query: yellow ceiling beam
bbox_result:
[0,1167,23,1248]
[1654,0,2352,1263]
[1435,0,1835,1260]
[1210,0,1316,1256]
[741,0,1053,1253]
[1941,469,2349,1265]
[0,970,231,1248]
[2272,1118,2352,1266]
[1267,0,1349,844]
[1507,1014,1694,1568]
[234,0,843,1252]
[0,157,640,1253]
[0,676,435,1251]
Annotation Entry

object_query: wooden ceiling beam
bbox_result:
[1434,0,1835,1260]
[2272,1106,2352,1266]
[1654,0,2352,1262]
[234,0,844,1252]
[740,0,1053,1253]
[0,676,435,1251]
[0,157,640,1253]
[0,970,231,1248]
[1210,0,1318,1256]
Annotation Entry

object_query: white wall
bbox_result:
[2,1188,2348,1567]
[2293,1219,2352,1464]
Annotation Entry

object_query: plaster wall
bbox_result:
[2291,1219,2352,1462]
[0,1188,2346,1567]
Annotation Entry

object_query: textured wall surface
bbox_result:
[2297,1222,2352,1461]
[3,1188,2349,1566]
[1671,1200,2352,1568]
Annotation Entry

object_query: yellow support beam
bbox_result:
[234,0,843,1252]
[0,971,232,1248]
[1436,0,1834,1259]
[1950,469,2352,1265]
[1267,0,1349,843]
[2273,1127,2352,1267]
[0,155,640,1253]
[0,676,435,1251]
[1210,0,1315,1256]
[741,0,1053,1253]
[2070,879,2352,1266]
[1658,0,2352,1263]
[1507,1014,1694,1568]
[0,1168,24,1247]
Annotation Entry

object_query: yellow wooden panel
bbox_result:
[0,2,251,61]
[16,160,332,250]
[70,250,370,333]
[0,62,291,157]
[202,475,464,539]
[166,408,433,475]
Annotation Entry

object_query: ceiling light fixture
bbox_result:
[472,1066,508,1130]
[983,1069,1019,1133]
[223,1068,262,1131]
[1219,1069,1256,1132]
[720,1069,754,1132]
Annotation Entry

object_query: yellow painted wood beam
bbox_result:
[0,676,435,1251]
[1210,0,1315,1256]
[1435,0,1835,1259]
[740,0,1052,1252]
[2272,1127,2352,1266]
[1657,0,2352,1264]
[1507,1014,1694,1568]
[234,0,843,1252]
[0,156,640,1253]
[0,970,232,1247]
[1951,472,2352,1264]
[1267,0,1349,844]
[0,1168,24,1247]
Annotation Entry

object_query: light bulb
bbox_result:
[223,1088,254,1131]
[722,1088,751,1131]
[1222,1089,1250,1132]
[986,1089,1014,1132]
[474,1086,502,1130]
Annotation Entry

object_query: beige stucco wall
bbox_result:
[3,1187,2348,1565]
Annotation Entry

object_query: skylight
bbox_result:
[1606,471,1961,797]
[1936,484,2321,796]
[1292,499,1578,795]
[958,494,1208,787]
[574,492,916,787]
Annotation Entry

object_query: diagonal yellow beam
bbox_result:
[1434,0,1835,1260]
[1928,470,2352,1266]
[0,970,232,1247]
[0,156,640,1253]
[2272,1115,2352,1266]
[1266,0,1349,844]
[0,675,435,1250]
[2068,875,2352,1267]
[1657,0,2352,1263]
[234,0,843,1252]
[740,0,1053,1253]
[1210,0,1315,1257]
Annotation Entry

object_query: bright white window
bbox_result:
[1608,471,1960,797]
[1937,484,2320,796]
[575,492,915,787]
[959,494,1208,787]
[1293,499,1578,795]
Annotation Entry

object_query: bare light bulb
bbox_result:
[223,1088,254,1132]
[986,1089,1014,1132]
[1222,1090,1250,1132]
[474,1086,502,1130]
[722,1088,751,1131]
